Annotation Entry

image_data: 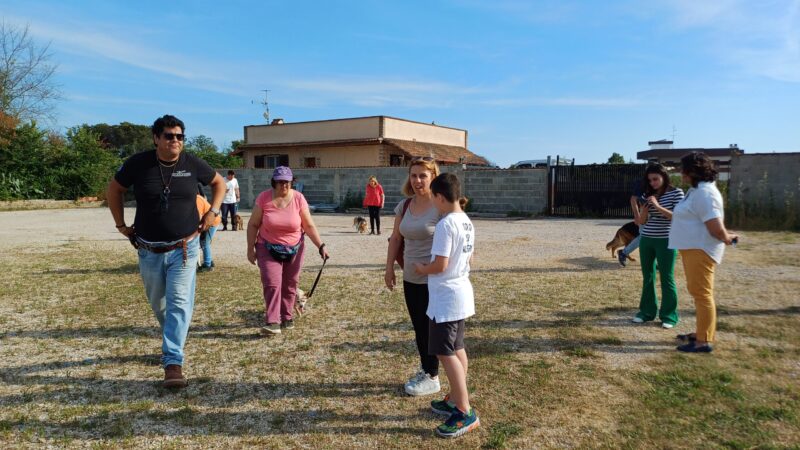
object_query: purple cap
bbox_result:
[272,166,293,181]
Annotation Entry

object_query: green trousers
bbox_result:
[637,236,679,325]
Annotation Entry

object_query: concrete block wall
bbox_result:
[216,166,548,215]
[728,153,800,229]
[464,168,548,214]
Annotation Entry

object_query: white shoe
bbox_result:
[662,323,674,329]
[631,316,644,323]
[405,372,440,396]
[403,367,424,391]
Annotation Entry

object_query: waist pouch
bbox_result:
[264,241,301,261]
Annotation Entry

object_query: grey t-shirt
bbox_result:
[394,198,442,284]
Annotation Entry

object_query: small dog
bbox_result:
[606,221,639,260]
[235,214,244,231]
[294,288,308,317]
[353,216,368,234]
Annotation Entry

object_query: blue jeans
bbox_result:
[137,237,199,367]
[200,226,217,266]
[623,236,640,256]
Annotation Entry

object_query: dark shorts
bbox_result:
[428,319,465,356]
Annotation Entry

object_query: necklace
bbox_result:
[157,152,181,213]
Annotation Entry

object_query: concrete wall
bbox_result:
[383,117,466,147]
[728,153,800,229]
[242,144,385,168]
[218,167,548,215]
[245,117,380,144]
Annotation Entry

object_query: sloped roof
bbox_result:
[384,139,490,166]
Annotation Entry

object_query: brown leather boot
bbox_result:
[163,364,188,388]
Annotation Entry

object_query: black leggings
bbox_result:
[367,206,381,233]
[403,281,439,377]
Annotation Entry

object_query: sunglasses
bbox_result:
[411,156,434,162]
[161,132,185,142]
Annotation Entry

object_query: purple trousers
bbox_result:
[256,241,305,324]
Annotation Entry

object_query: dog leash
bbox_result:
[306,256,328,298]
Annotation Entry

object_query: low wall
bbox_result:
[216,167,548,215]
[728,153,800,230]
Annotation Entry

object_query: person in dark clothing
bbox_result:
[106,114,226,388]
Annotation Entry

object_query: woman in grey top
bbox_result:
[385,157,442,396]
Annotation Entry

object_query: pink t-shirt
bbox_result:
[255,189,309,246]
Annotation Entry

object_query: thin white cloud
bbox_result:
[657,0,800,82]
[482,96,640,108]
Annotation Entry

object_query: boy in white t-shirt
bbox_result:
[414,173,479,438]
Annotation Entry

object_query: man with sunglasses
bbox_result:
[106,114,226,388]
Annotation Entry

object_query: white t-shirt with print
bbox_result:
[427,212,475,323]
[224,178,239,204]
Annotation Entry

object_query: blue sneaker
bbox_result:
[431,394,457,416]
[435,407,480,438]
[676,343,713,353]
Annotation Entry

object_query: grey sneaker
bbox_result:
[260,323,281,336]
[405,372,441,396]
[631,316,645,323]
[282,319,295,330]
[618,251,627,267]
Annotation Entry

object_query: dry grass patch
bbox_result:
[0,216,798,448]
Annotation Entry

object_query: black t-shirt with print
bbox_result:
[115,150,216,242]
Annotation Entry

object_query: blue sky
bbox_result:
[3,0,799,166]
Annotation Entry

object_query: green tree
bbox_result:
[607,152,626,164]
[185,134,243,168]
[87,121,153,158]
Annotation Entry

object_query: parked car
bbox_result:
[509,158,574,169]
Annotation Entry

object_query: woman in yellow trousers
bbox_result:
[668,152,738,353]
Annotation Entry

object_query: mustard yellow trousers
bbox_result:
[679,249,717,342]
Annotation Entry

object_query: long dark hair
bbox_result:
[642,163,672,197]
[681,151,718,187]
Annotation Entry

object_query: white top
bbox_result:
[427,212,475,323]
[668,182,726,264]
[224,178,239,204]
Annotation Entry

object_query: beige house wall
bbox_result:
[246,144,396,168]
[245,117,380,145]
[382,117,466,147]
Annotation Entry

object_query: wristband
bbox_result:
[116,224,126,229]
[318,243,326,256]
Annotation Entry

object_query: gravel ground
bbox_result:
[5,206,789,371]
[0,207,628,269]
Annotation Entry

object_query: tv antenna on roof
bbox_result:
[671,124,677,142]
[251,89,270,123]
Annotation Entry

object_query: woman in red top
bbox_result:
[363,176,385,235]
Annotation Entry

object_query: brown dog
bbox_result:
[235,214,244,231]
[606,221,639,260]
[353,216,367,234]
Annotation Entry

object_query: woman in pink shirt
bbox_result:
[247,166,330,335]
[363,175,385,235]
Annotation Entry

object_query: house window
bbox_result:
[389,154,404,167]
[254,154,289,169]
[304,157,317,168]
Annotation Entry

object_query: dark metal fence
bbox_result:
[548,164,647,218]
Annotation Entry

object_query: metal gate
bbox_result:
[548,164,647,218]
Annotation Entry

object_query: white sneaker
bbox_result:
[403,368,424,391]
[631,316,644,323]
[662,323,674,329]
[405,373,440,396]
